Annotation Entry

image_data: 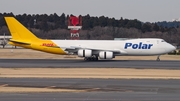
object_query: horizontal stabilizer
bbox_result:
[9,39,31,45]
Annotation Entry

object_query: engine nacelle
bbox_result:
[99,51,113,59]
[78,49,92,57]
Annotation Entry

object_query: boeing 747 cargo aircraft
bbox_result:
[4,17,176,61]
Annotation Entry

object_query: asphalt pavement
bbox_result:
[0,59,180,69]
[0,78,180,101]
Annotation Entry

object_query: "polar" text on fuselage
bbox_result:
[124,42,153,49]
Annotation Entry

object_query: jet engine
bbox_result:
[99,51,113,59]
[78,49,92,57]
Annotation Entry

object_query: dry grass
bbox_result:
[0,86,85,93]
[0,49,78,59]
[1,68,180,79]
[115,55,180,60]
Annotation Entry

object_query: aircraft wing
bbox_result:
[62,46,126,55]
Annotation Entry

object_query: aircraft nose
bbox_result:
[168,44,176,52]
[172,45,176,51]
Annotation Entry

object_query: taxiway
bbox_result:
[0,59,180,69]
[0,78,180,101]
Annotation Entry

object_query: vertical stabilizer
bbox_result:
[4,17,39,41]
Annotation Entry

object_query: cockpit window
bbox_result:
[161,40,165,42]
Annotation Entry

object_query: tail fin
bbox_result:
[4,17,39,41]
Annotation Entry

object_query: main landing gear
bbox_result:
[156,55,160,61]
[84,55,98,61]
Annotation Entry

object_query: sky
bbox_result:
[0,0,180,22]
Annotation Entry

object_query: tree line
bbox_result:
[0,12,180,45]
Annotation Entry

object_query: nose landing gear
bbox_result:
[156,55,160,61]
